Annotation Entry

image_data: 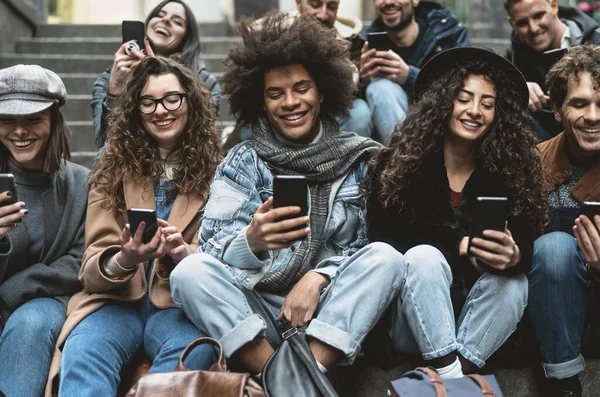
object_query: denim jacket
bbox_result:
[200,141,369,290]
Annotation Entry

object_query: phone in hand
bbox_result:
[467,197,508,256]
[273,175,308,231]
[368,32,392,52]
[127,208,158,244]
[122,20,145,56]
[0,173,21,224]
[582,202,600,228]
[542,48,567,67]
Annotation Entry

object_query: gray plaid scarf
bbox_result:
[252,116,380,292]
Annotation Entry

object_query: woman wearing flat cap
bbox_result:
[0,64,88,396]
[365,48,546,377]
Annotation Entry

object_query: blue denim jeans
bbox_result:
[390,245,528,368]
[365,77,409,144]
[0,298,66,397]
[337,98,374,139]
[527,232,592,379]
[58,295,216,397]
[171,242,405,364]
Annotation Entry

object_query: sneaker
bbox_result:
[546,376,582,397]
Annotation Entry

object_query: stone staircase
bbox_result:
[0,22,240,168]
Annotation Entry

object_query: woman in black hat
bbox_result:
[365,47,546,376]
[0,64,89,396]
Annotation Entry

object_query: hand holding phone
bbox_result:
[127,208,159,244]
[0,174,26,235]
[122,20,146,56]
[574,202,600,271]
[367,32,392,51]
[273,175,308,228]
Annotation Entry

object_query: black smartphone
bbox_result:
[368,32,392,51]
[273,175,308,230]
[0,173,21,224]
[468,197,508,256]
[542,48,567,67]
[122,20,145,55]
[127,208,158,244]
[582,202,600,226]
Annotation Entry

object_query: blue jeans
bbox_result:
[337,98,374,138]
[58,295,216,397]
[0,298,66,397]
[528,232,592,379]
[366,77,409,144]
[171,242,405,364]
[390,245,528,368]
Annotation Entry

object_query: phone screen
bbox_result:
[368,32,392,51]
[467,197,508,256]
[127,208,158,244]
[122,20,145,55]
[273,175,308,229]
[0,173,20,224]
[582,201,600,227]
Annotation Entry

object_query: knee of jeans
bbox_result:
[5,299,65,338]
[484,273,528,313]
[362,242,405,280]
[170,253,227,303]
[350,99,372,120]
[404,245,452,285]
[366,78,405,102]
[532,232,582,281]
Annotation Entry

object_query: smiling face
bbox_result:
[507,0,561,53]
[373,0,419,31]
[263,63,323,144]
[555,72,600,162]
[296,0,340,29]
[0,109,51,172]
[146,1,187,56]
[447,74,496,143]
[140,73,188,151]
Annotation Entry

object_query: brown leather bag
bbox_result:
[125,337,265,397]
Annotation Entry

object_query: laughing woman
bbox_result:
[0,65,88,397]
[50,56,221,397]
[366,48,546,377]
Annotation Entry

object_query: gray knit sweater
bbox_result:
[0,161,89,310]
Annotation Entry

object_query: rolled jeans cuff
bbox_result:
[422,342,459,362]
[219,313,266,359]
[457,344,486,368]
[543,354,585,379]
[306,319,360,364]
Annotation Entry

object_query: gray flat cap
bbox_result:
[0,64,67,116]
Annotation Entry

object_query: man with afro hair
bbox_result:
[170,11,406,378]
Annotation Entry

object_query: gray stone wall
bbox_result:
[0,0,39,54]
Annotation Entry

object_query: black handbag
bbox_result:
[262,320,339,397]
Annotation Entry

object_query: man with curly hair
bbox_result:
[505,0,600,140]
[527,44,600,397]
[359,0,470,143]
[169,12,406,378]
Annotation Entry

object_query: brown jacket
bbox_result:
[45,176,204,396]
[538,131,600,203]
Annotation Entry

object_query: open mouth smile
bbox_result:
[154,27,170,38]
[579,126,600,134]
[153,119,176,129]
[460,120,482,130]
[11,139,36,148]
[279,111,309,125]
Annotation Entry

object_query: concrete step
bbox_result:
[36,22,233,38]
[0,53,225,74]
[15,36,241,56]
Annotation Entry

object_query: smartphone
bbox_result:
[0,173,20,224]
[582,202,600,225]
[368,32,392,51]
[127,208,158,244]
[542,48,567,67]
[467,197,508,256]
[122,20,145,56]
[273,175,308,230]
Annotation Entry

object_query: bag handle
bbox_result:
[415,367,447,397]
[175,337,227,373]
[466,374,496,396]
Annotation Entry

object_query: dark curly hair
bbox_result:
[221,11,355,124]
[90,56,221,212]
[547,44,600,108]
[370,60,546,231]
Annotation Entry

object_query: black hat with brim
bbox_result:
[414,46,529,110]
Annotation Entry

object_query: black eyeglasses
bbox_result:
[139,93,187,115]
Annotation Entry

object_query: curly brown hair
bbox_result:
[547,44,600,108]
[370,60,547,231]
[221,11,356,125]
[90,56,221,212]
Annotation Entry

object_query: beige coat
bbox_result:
[45,177,204,396]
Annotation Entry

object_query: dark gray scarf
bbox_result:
[252,116,380,292]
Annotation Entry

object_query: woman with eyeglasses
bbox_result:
[49,56,222,397]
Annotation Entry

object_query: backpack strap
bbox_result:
[416,367,447,397]
[466,374,496,396]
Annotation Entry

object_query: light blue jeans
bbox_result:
[337,98,374,139]
[390,245,528,368]
[528,232,591,379]
[58,295,216,397]
[366,77,409,144]
[171,242,405,364]
[0,298,66,397]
